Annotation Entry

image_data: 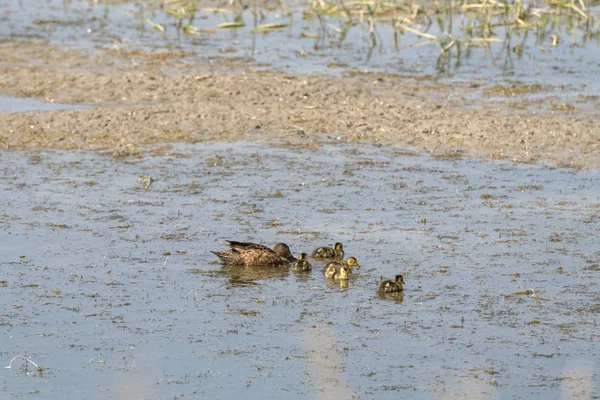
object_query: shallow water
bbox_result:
[1,137,599,399]
[0,95,86,113]
[1,0,599,98]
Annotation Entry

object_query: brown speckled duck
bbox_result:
[311,242,344,259]
[211,240,296,266]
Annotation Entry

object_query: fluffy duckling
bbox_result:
[323,264,350,280]
[291,253,312,272]
[377,275,404,294]
[311,242,344,259]
[323,257,360,272]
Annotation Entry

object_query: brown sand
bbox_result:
[1,41,598,167]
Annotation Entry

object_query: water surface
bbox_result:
[0,95,86,113]
[1,0,599,98]
[1,138,599,398]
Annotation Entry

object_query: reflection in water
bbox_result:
[292,270,312,282]
[3,0,598,96]
[222,264,289,285]
[300,326,354,400]
[561,358,596,400]
[325,278,350,290]
[377,292,404,303]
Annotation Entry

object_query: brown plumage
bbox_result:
[377,275,404,294]
[211,240,296,266]
[311,242,344,259]
[291,253,312,272]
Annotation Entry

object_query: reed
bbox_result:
[111,0,599,62]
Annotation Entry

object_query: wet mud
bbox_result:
[1,40,598,167]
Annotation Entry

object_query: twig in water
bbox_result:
[5,356,41,372]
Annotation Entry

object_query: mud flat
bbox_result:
[0,40,599,168]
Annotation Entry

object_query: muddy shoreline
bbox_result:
[1,41,598,167]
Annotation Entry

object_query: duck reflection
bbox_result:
[376,291,404,303]
[325,278,350,290]
[222,264,289,287]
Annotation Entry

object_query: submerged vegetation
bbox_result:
[15,0,600,75]
[145,0,600,70]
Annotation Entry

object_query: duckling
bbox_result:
[323,264,350,280]
[291,253,312,272]
[311,242,344,259]
[377,275,404,294]
[138,175,154,190]
[323,257,360,272]
[211,240,296,266]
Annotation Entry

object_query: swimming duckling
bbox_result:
[323,257,360,272]
[377,275,404,294]
[311,242,344,259]
[323,264,350,280]
[291,253,312,272]
[138,175,154,190]
[211,240,296,266]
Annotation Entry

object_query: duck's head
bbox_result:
[346,257,360,269]
[395,274,405,285]
[274,243,295,262]
[334,242,344,252]
[298,253,308,261]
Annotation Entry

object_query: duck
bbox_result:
[291,253,312,272]
[323,257,360,272]
[211,240,296,266]
[311,242,344,259]
[377,275,404,294]
[323,264,350,280]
